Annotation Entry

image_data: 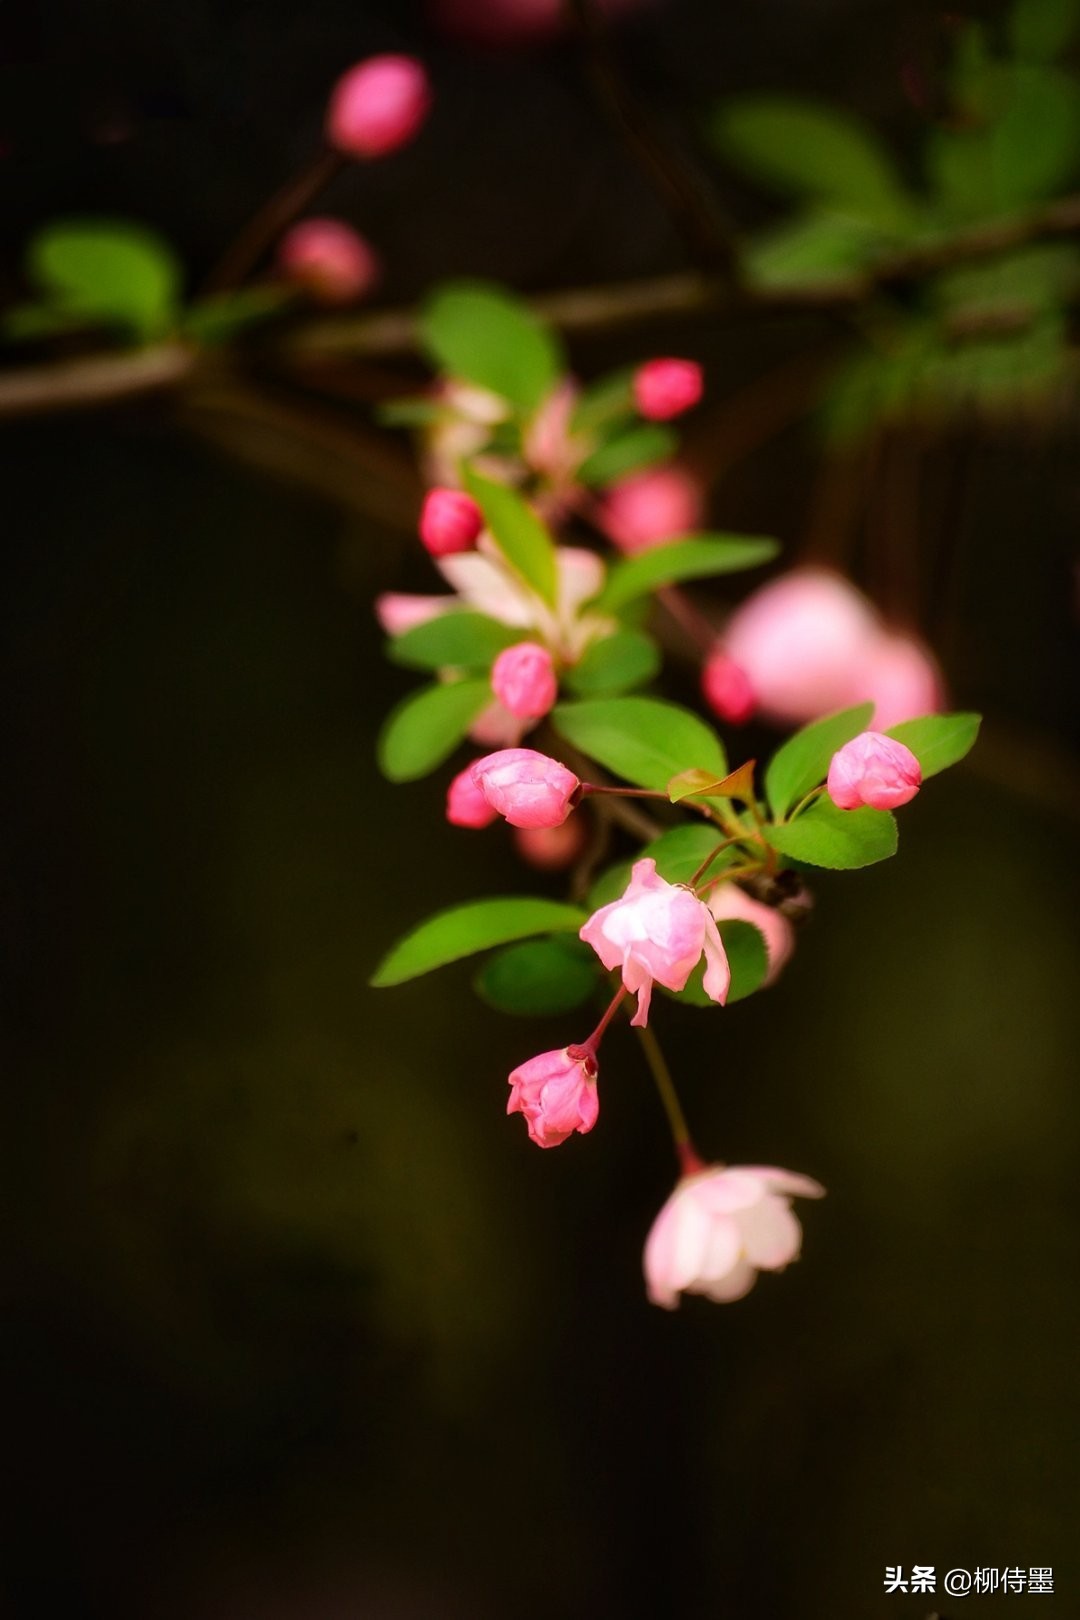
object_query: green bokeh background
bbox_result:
[4,2,1077,1616]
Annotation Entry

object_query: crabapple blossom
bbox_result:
[326,55,432,158]
[599,465,704,553]
[633,358,703,421]
[419,488,484,557]
[491,642,558,720]
[706,884,794,986]
[701,647,755,725]
[277,219,379,304]
[446,762,498,827]
[827,731,922,810]
[861,632,943,731]
[580,858,730,1027]
[507,1046,599,1149]
[513,818,588,870]
[643,1164,825,1308]
[471,748,580,828]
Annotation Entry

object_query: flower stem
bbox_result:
[635,1021,695,1161]
[579,782,671,800]
[573,984,629,1057]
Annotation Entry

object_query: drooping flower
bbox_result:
[490,642,558,720]
[277,219,379,304]
[326,55,432,158]
[507,1046,599,1148]
[599,465,704,554]
[580,858,729,1027]
[633,358,703,421]
[706,883,794,986]
[471,748,580,829]
[419,488,484,557]
[643,1164,825,1308]
[827,730,922,810]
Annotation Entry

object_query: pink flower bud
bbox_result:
[644,1164,825,1307]
[706,883,794,986]
[580,857,729,1027]
[471,748,580,829]
[599,465,704,553]
[632,358,703,421]
[446,762,498,827]
[701,648,755,725]
[277,218,379,304]
[507,1046,599,1149]
[827,730,922,810]
[326,55,432,159]
[490,642,558,720]
[419,488,484,557]
[513,818,587,870]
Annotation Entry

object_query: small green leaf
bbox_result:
[595,535,779,613]
[388,612,521,672]
[419,280,563,413]
[577,423,677,487]
[376,679,491,782]
[1010,0,1080,61]
[711,98,914,230]
[668,759,757,806]
[564,629,661,696]
[885,712,981,778]
[641,824,733,885]
[371,897,588,987]
[553,697,726,790]
[182,285,289,344]
[765,704,874,820]
[474,937,599,1016]
[463,467,558,608]
[28,219,181,340]
[768,798,897,869]
[748,212,889,288]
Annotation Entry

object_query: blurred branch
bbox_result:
[0,342,195,418]
[202,149,344,294]
[564,0,739,278]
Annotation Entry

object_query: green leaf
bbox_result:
[666,919,769,1007]
[388,612,521,672]
[462,466,558,608]
[768,798,897,869]
[564,629,661,696]
[552,697,726,790]
[419,280,563,413]
[577,423,677,487]
[474,937,599,1016]
[595,535,779,613]
[1010,0,1080,61]
[376,679,491,782]
[641,824,733,885]
[885,712,981,778]
[28,219,181,340]
[711,98,914,229]
[765,704,875,819]
[748,212,889,288]
[570,368,634,434]
[182,285,289,344]
[371,897,588,987]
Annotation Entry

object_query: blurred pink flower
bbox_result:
[446,762,498,827]
[827,731,922,810]
[513,818,588,869]
[277,219,378,304]
[599,465,704,553]
[644,1164,825,1308]
[428,0,649,46]
[580,857,729,1027]
[633,358,703,421]
[860,632,943,731]
[419,488,484,557]
[491,642,558,720]
[507,1046,599,1149]
[701,647,755,725]
[706,884,794,986]
[326,55,432,158]
[471,748,580,828]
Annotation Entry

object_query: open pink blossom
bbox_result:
[633,358,703,421]
[644,1164,825,1308]
[326,55,432,158]
[277,219,379,304]
[706,884,794,986]
[827,730,922,810]
[446,762,498,827]
[580,858,729,1027]
[419,488,484,557]
[507,1046,599,1149]
[701,647,755,725]
[491,642,558,720]
[599,465,704,553]
[471,748,580,828]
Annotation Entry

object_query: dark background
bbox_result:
[3,2,1077,1617]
